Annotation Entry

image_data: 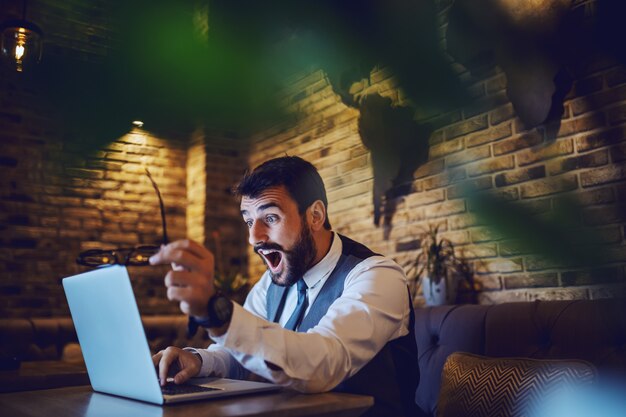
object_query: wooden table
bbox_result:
[0,361,89,393]
[0,385,374,417]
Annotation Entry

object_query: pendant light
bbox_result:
[1,0,43,72]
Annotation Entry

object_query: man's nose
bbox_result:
[248,221,268,246]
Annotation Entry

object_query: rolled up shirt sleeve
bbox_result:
[208,257,410,393]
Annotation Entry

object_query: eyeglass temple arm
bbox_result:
[145,168,169,245]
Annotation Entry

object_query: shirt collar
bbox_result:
[302,232,342,290]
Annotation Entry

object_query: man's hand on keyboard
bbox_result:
[153,346,202,386]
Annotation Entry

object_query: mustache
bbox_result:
[254,242,285,254]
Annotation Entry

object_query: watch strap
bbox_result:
[187,293,232,337]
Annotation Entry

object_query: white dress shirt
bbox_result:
[191,232,410,393]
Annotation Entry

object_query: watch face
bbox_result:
[214,296,233,322]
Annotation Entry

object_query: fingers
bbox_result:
[152,350,163,367]
[174,366,197,384]
[149,240,214,274]
[157,347,180,386]
[149,239,216,317]
[155,347,202,385]
[164,270,209,288]
[164,270,213,316]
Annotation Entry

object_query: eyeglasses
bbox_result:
[76,169,169,267]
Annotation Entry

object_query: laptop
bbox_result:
[62,265,279,405]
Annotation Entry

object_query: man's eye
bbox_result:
[266,215,277,224]
[245,220,253,228]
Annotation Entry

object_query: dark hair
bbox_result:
[234,156,331,230]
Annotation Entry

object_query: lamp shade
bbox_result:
[1,19,43,72]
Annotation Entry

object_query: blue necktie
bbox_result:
[284,279,308,331]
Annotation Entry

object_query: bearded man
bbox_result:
[150,156,419,417]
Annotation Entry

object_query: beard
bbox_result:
[254,219,317,287]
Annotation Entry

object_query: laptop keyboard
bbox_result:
[161,383,221,396]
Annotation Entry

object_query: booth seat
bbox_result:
[413,299,626,417]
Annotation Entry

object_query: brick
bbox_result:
[444,115,488,140]
[577,187,614,206]
[546,149,609,175]
[517,139,574,166]
[526,255,577,271]
[589,283,626,299]
[467,123,512,148]
[601,246,626,264]
[395,239,420,252]
[556,113,606,138]
[423,200,467,219]
[499,240,534,257]
[337,155,369,175]
[610,143,626,162]
[447,177,493,199]
[370,66,394,84]
[62,207,101,218]
[447,145,491,167]
[527,288,589,301]
[472,275,502,291]
[495,166,546,187]
[520,175,578,198]
[582,205,626,226]
[580,165,626,187]
[64,168,105,180]
[413,160,445,179]
[478,290,528,304]
[405,189,445,208]
[439,230,470,245]
[562,267,625,286]
[429,111,463,129]
[467,155,514,177]
[429,131,444,145]
[571,84,626,115]
[449,213,483,230]
[576,126,626,151]
[485,74,507,95]
[493,130,543,156]
[490,104,515,126]
[460,244,498,258]
[608,104,626,125]
[471,227,505,243]
[504,273,559,289]
[479,258,523,273]
[429,137,464,159]
[39,196,82,206]
[422,168,466,191]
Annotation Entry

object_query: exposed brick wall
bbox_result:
[248,29,626,303]
[3,0,626,316]
[186,130,250,278]
[0,1,188,318]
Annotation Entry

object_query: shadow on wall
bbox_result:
[357,94,431,229]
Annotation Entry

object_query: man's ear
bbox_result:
[308,200,327,231]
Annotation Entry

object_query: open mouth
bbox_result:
[258,249,284,273]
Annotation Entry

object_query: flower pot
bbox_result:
[422,275,458,306]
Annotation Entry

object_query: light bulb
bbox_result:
[15,43,25,60]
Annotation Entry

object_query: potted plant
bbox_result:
[406,224,460,306]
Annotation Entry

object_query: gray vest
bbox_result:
[266,234,419,417]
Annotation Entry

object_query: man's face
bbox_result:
[240,186,317,287]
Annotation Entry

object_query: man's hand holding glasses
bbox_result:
[148,239,216,317]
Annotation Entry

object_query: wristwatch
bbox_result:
[187,293,233,336]
[206,293,233,328]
